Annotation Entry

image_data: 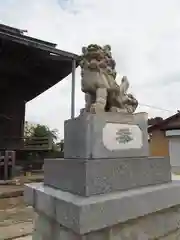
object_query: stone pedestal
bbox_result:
[24,112,180,240]
[44,157,171,196]
[25,182,180,239]
[64,112,149,159]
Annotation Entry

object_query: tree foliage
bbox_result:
[148,117,163,126]
[24,121,59,148]
[21,122,63,170]
[30,124,58,143]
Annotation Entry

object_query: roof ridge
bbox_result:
[148,112,180,132]
[0,23,23,35]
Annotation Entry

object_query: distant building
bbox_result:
[148,112,180,172]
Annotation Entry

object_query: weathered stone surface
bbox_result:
[31,203,180,239]
[80,44,138,114]
[33,213,108,240]
[159,229,180,239]
[24,185,34,207]
[32,230,43,240]
[109,207,180,239]
[64,112,149,159]
[34,214,53,238]
[24,181,180,235]
[44,157,171,196]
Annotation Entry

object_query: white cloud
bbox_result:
[1,0,180,137]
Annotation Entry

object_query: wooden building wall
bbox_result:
[149,115,180,157]
[149,130,169,157]
[0,95,25,149]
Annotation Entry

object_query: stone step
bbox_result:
[44,157,171,196]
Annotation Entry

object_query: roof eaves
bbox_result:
[0,30,79,61]
[148,112,180,132]
[0,23,22,35]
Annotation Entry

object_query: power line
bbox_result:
[138,103,175,113]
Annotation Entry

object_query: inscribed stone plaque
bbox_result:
[102,123,143,151]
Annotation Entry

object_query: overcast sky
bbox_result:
[1,0,180,138]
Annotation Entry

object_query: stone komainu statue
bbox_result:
[80,44,138,114]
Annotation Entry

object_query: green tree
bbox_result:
[24,122,59,149]
[22,122,60,170]
[31,124,58,144]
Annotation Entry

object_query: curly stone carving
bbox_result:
[80,44,138,114]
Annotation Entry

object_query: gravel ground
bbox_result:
[172,174,180,180]
[0,173,43,239]
[0,197,35,240]
[15,237,32,240]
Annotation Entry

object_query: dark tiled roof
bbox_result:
[148,112,180,132]
[0,23,80,101]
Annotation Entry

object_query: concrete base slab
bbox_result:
[24,181,180,234]
[44,157,171,196]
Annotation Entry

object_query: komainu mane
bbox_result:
[80,44,138,114]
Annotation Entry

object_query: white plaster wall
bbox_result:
[165,130,180,171]
[169,137,180,167]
